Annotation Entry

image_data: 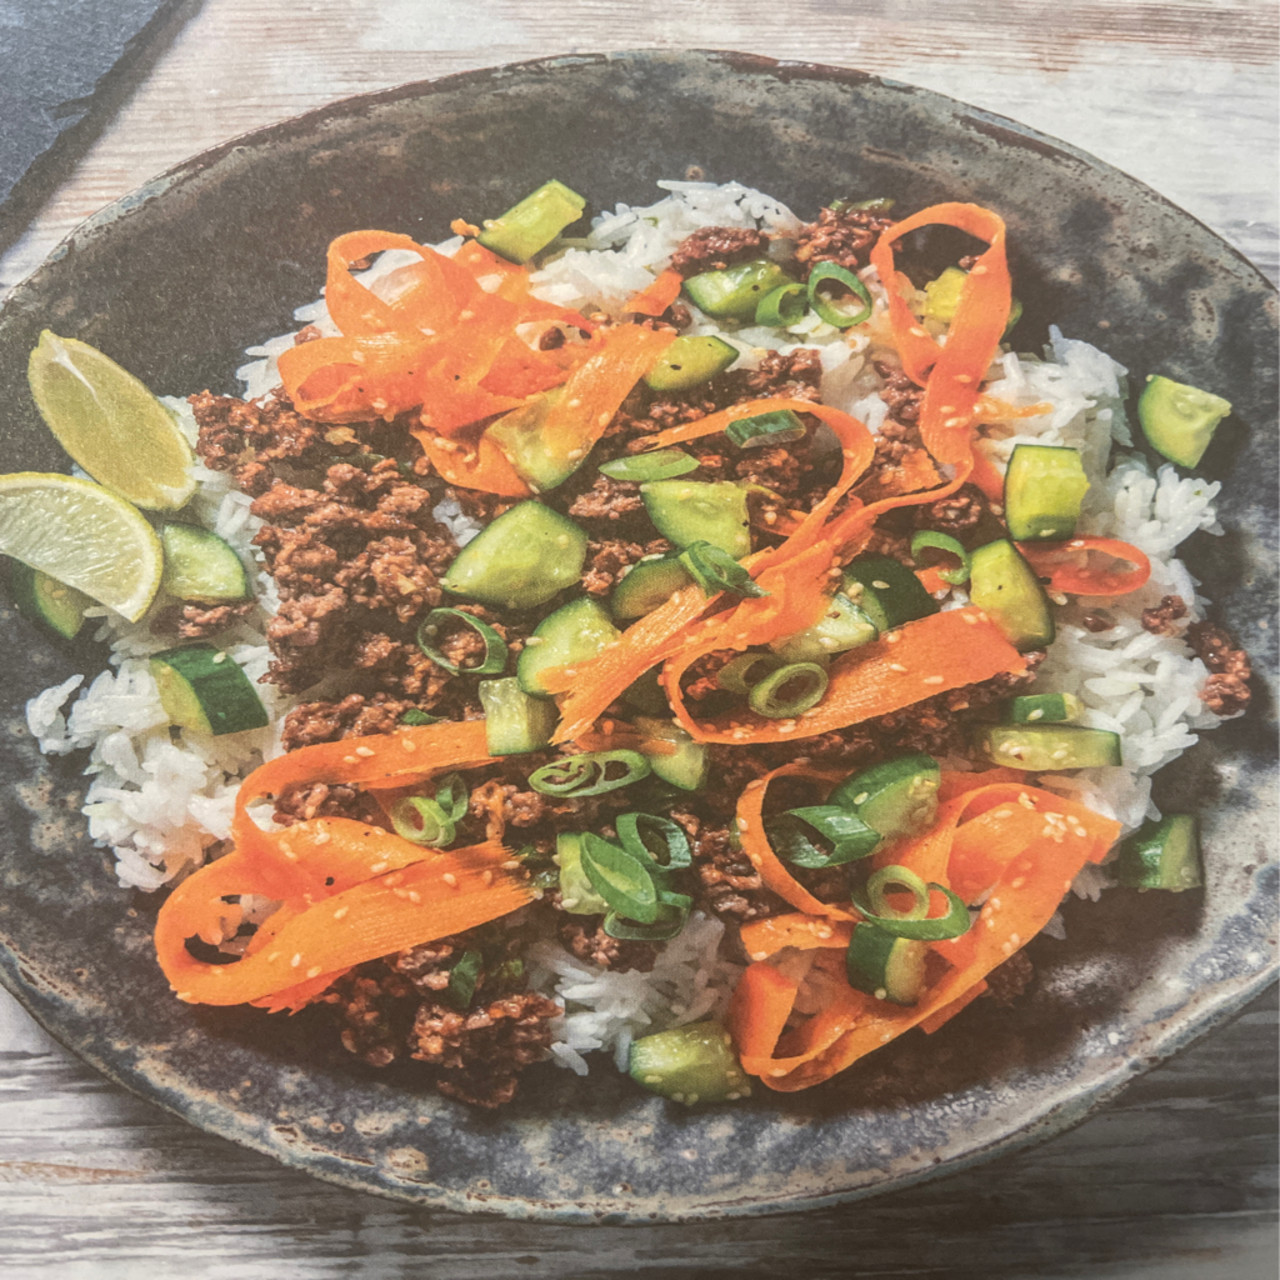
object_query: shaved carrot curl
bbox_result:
[1018,537,1151,597]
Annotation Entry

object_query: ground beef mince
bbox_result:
[327,963,417,1068]
[873,360,924,427]
[795,205,896,277]
[669,225,771,277]
[272,778,381,827]
[1189,620,1252,716]
[281,691,412,752]
[581,537,671,597]
[673,808,781,925]
[557,916,659,973]
[722,347,824,403]
[564,473,646,525]
[913,483,988,538]
[1141,594,1188,637]
[150,598,256,640]
[409,991,560,1109]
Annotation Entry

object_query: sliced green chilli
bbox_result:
[1114,814,1202,891]
[724,408,807,450]
[477,677,559,756]
[475,179,586,263]
[641,479,751,558]
[389,795,457,847]
[1003,444,1090,542]
[517,597,620,697]
[682,259,797,320]
[968,539,1055,651]
[642,335,738,391]
[442,501,588,610]
[807,261,873,328]
[416,608,508,675]
[754,282,808,327]
[747,661,829,718]
[149,645,269,737]
[599,449,699,482]
[1138,374,1232,469]
[910,530,972,585]
[677,541,767,598]
[978,724,1123,771]
[527,749,651,797]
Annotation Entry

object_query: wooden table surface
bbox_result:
[1,2,1276,1276]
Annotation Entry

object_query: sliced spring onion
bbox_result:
[527,749,652,797]
[603,890,693,941]
[850,864,972,940]
[716,652,784,694]
[754,282,808,327]
[616,812,692,872]
[389,795,457,847]
[445,950,483,1009]
[747,661,829,718]
[768,805,882,868]
[434,773,470,823]
[578,833,659,924]
[599,449,700,483]
[678,541,768,598]
[400,708,442,726]
[416,608,508,675]
[910,530,972,585]
[807,261,873,329]
[724,408,808,450]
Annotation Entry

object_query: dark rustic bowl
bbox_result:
[0,50,1275,1223]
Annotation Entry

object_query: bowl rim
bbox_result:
[0,47,1275,1224]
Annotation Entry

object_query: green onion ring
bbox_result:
[851,865,973,940]
[434,772,470,823]
[769,805,881,868]
[747,661,829,718]
[724,408,808,450]
[603,889,693,941]
[616,812,692,872]
[716,652,784,694]
[578,833,659,924]
[754,282,808,327]
[678,541,768,599]
[416,608,508,675]
[527,749,652,797]
[807,261,873,329]
[910,530,972,585]
[389,795,457,847]
[599,449,700,483]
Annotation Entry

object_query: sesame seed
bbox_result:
[354,746,376,758]
[888,662,908,673]
[501,859,521,870]
[883,630,902,643]
[291,953,302,968]
[874,988,888,1001]
[408,891,421,904]
[769,1068,789,1079]
[267,953,281,963]
[962,612,979,625]
[1001,941,1013,955]
[852,791,869,806]
[401,738,417,752]
[922,675,944,686]
[1017,792,1035,809]
[872,579,891,590]
[307,966,322,979]
[333,907,349,920]
[342,755,358,765]
[212,652,227,665]
[1028,709,1044,721]
[943,416,965,428]
[369,861,388,874]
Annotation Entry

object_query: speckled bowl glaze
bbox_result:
[0,51,1275,1223]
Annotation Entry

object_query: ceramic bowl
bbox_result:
[0,50,1275,1223]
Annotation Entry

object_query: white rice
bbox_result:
[24,180,1234,1067]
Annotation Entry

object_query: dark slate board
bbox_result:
[0,0,194,246]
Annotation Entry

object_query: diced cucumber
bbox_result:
[845,924,928,1005]
[978,724,1122,771]
[160,523,250,601]
[682,259,796,321]
[1007,691,1085,725]
[476,180,586,264]
[769,591,878,662]
[611,552,695,620]
[643,335,738,391]
[829,753,941,843]
[1003,445,1090,542]
[641,480,750,558]
[621,669,671,715]
[1114,814,1202,891]
[922,265,1023,334]
[633,715,708,791]
[517,597,620,697]
[968,539,1055,650]
[1138,375,1232,469]
[841,556,938,633]
[442,501,588,610]
[555,832,610,915]
[9,560,90,639]
[150,645,268,736]
[478,677,559,755]
[627,1020,752,1104]
[486,390,580,493]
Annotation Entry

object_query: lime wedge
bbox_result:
[0,473,163,622]
[28,331,196,511]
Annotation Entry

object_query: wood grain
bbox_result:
[0,0,1276,1274]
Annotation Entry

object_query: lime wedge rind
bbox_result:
[0,473,163,622]
[28,331,197,512]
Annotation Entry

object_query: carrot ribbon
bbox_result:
[1018,536,1151,597]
